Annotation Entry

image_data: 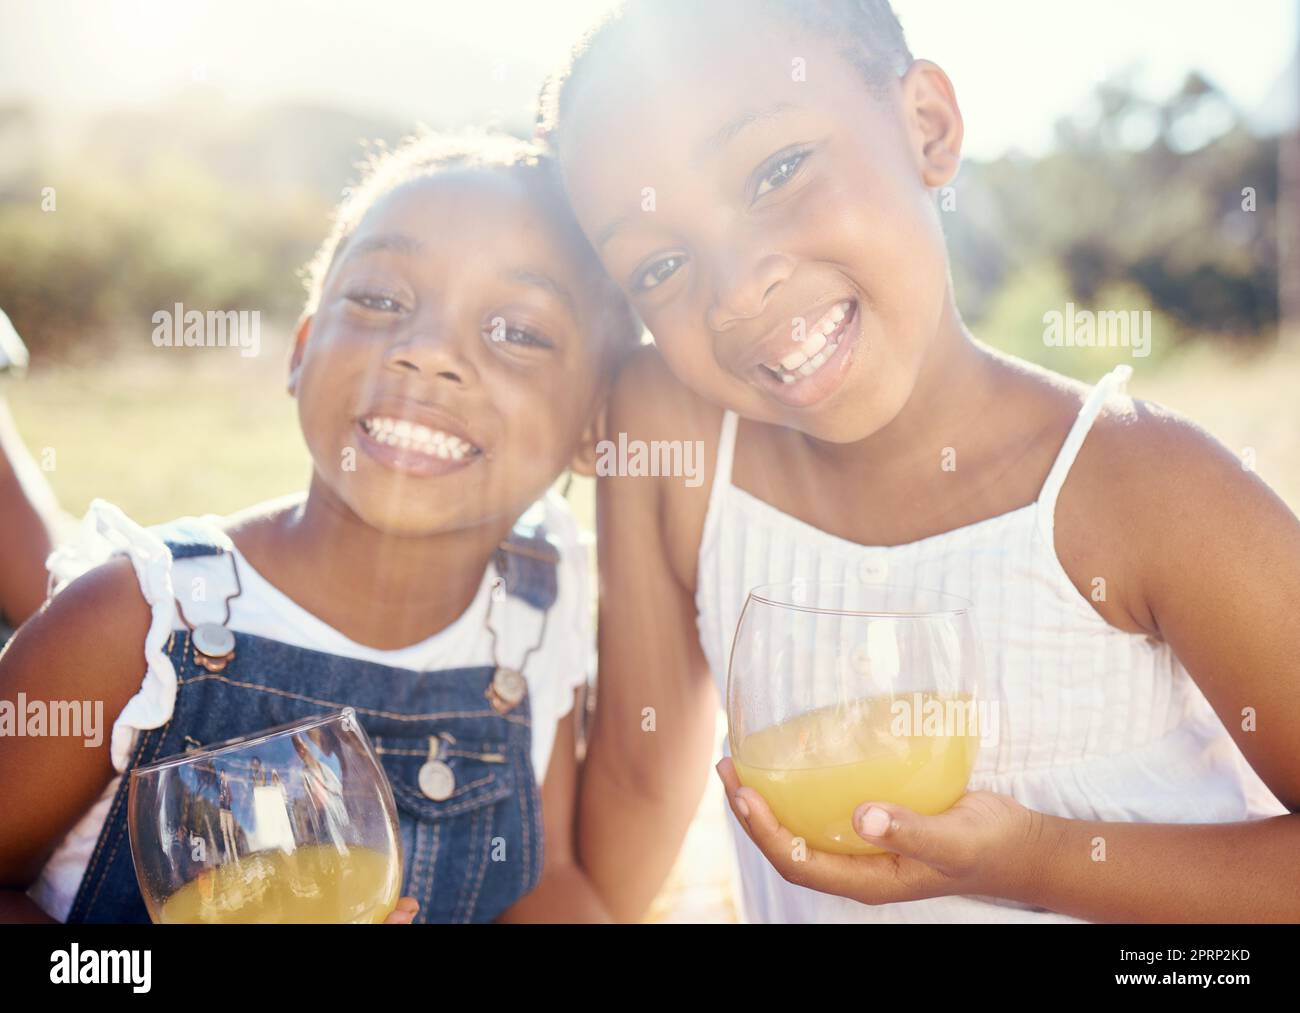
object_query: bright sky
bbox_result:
[0,0,1294,159]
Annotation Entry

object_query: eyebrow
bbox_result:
[697,101,800,159]
[345,233,426,259]
[595,102,803,251]
[505,268,576,315]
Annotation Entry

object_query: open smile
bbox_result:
[355,413,484,477]
[752,298,860,408]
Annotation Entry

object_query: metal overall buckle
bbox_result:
[174,548,243,673]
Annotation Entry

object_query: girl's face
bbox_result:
[559,10,961,443]
[292,170,606,536]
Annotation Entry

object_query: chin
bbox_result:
[343,492,463,539]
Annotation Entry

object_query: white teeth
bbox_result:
[765,301,852,375]
[767,339,839,384]
[361,416,477,461]
[801,330,828,359]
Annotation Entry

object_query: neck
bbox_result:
[806,300,1000,472]
[233,474,510,649]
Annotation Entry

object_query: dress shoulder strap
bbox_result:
[700,409,739,554]
[713,409,739,490]
[1036,364,1133,538]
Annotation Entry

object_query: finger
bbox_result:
[718,761,939,902]
[722,780,903,900]
[715,756,741,795]
[383,896,419,924]
[853,802,950,867]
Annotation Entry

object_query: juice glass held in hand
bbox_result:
[727,584,983,855]
[127,708,402,923]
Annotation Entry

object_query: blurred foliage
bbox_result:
[947,72,1281,369]
[0,92,406,357]
[0,73,1286,373]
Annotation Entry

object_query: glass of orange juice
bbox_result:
[727,583,983,855]
[127,708,402,923]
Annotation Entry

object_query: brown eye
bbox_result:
[633,254,687,292]
[347,292,405,313]
[754,150,811,200]
[484,318,554,350]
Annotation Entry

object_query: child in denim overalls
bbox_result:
[0,131,637,924]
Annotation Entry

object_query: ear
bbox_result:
[567,394,609,479]
[287,314,313,396]
[900,59,964,189]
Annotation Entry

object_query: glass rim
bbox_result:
[744,581,973,618]
[128,707,357,778]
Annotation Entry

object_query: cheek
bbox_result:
[825,168,943,292]
[491,372,585,462]
[295,359,341,451]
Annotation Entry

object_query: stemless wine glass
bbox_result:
[127,708,402,923]
[727,582,984,855]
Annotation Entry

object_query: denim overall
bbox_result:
[66,520,558,924]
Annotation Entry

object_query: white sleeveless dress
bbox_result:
[696,365,1285,923]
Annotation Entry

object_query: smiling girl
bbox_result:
[0,131,635,923]
[538,0,1300,922]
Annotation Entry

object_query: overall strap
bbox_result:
[1036,364,1133,542]
[493,513,560,612]
[154,515,236,560]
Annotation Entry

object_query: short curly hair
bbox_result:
[536,0,914,145]
[302,129,640,358]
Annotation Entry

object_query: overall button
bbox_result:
[191,623,236,672]
[486,666,527,714]
[418,759,456,801]
[857,557,889,582]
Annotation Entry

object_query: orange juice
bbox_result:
[732,693,979,855]
[156,843,399,923]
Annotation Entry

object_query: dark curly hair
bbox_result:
[536,0,914,145]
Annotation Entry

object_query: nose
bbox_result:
[705,247,794,333]
[383,321,479,387]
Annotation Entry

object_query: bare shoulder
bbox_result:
[0,555,154,883]
[1076,387,1280,518]
[604,345,725,591]
[1055,375,1297,634]
[1,554,153,715]
[607,343,724,443]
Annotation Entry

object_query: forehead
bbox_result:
[352,169,557,247]
[343,167,602,292]
[560,12,869,184]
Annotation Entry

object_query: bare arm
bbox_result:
[1020,402,1300,921]
[574,354,721,922]
[0,556,152,921]
[0,398,62,627]
[497,691,612,923]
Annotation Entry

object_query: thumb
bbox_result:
[853,802,950,866]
